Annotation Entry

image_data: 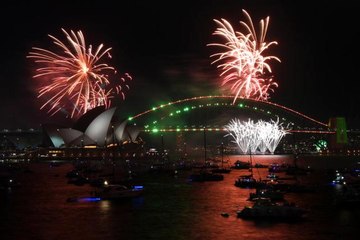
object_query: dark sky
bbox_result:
[1,0,359,129]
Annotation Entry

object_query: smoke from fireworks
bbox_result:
[27,28,131,118]
[208,9,280,103]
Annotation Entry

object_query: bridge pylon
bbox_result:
[328,117,348,151]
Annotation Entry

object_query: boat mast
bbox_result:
[221,142,224,168]
[249,149,253,176]
[203,127,207,165]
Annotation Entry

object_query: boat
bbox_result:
[235,175,265,188]
[331,170,346,185]
[189,133,224,182]
[253,163,268,168]
[269,181,316,193]
[237,198,307,220]
[234,153,264,188]
[0,174,21,189]
[211,167,231,174]
[93,181,144,200]
[220,212,230,217]
[266,173,279,180]
[235,174,257,188]
[211,143,231,174]
[189,169,224,182]
[231,160,251,169]
[268,163,289,173]
[249,187,285,201]
[333,182,360,206]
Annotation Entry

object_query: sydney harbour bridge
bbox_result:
[0,95,351,158]
[125,95,346,155]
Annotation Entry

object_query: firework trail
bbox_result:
[27,28,131,118]
[208,9,280,103]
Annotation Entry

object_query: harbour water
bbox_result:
[1,155,359,240]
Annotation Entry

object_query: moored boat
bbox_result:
[235,175,265,188]
[249,187,285,201]
[237,198,307,220]
[93,181,144,200]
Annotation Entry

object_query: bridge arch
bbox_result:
[127,95,330,134]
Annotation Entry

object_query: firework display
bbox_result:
[27,29,131,118]
[225,118,289,154]
[209,9,280,103]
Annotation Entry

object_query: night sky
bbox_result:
[1,0,359,129]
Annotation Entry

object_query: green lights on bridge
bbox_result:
[143,100,301,134]
[144,127,225,133]
[131,96,329,135]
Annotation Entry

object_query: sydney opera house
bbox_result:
[0,106,143,161]
[42,107,140,148]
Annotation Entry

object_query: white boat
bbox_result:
[237,198,307,220]
[93,181,144,200]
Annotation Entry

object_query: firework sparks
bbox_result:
[27,28,131,118]
[208,9,280,103]
[224,118,290,154]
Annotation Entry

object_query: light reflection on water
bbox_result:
[0,155,359,240]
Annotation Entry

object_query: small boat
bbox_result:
[0,174,21,189]
[331,170,346,185]
[268,163,289,173]
[237,198,307,220]
[266,173,279,180]
[93,181,144,200]
[221,212,230,217]
[67,196,102,203]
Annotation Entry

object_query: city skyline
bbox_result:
[1,0,358,129]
